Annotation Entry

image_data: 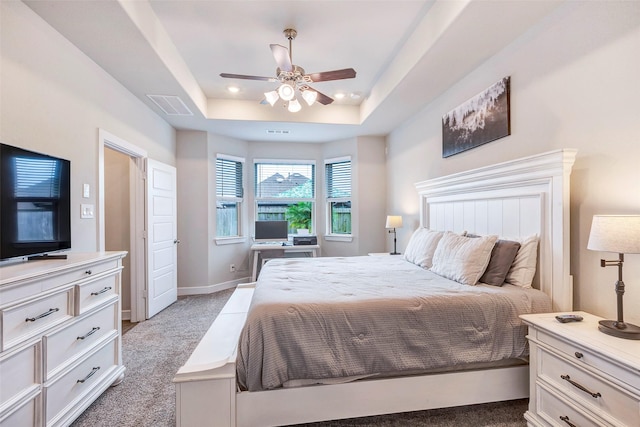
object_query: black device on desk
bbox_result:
[293,236,317,245]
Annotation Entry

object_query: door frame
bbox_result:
[98,129,147,323]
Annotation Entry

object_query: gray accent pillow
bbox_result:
[477,238,521,286]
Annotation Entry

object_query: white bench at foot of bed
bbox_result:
[173,281,529,427]
[174,283,255,427]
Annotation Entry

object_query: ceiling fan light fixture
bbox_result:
[264,90,279,106]
[287,98,302,113]
[301,90,318,106]
[278,83,296,101]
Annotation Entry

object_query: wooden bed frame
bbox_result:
[173,149,577,427]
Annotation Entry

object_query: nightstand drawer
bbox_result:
[537,329,640,391]
[537,384,607,427]
[43,301,118,380]
[538,347,640,426]
[1,288,73,352]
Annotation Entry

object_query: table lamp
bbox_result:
[587,215,640,340]
[386,215,403,255]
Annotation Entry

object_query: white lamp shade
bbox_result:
[278,83,295,101]
[264,90,279,106]
[301,89,318,106]
[287,98,302,112]
[587,215,640,254]
[385,215,403,229]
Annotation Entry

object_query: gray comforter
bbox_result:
[237,256,551,391]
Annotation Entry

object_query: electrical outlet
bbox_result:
[229,264,236,273]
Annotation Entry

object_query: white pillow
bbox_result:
[505,234,539,288]
[403,228,444,269]
[430,232,498,286]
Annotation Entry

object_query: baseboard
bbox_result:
[121,309,131,321]
[177,277,250,296]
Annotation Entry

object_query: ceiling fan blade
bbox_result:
[301,85,334,105]
[220,73,277,82]
[270,44,293,72]
[307,68,356,82]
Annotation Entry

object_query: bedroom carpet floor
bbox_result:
[71,290,528,427]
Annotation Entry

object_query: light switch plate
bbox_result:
[83,183,90,198]
[81,204,94,219]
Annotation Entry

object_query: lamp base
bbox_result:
[598,320,640,340]
[389,252,401,255]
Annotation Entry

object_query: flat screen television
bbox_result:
[254,220,289,243]
[0,143,71,261]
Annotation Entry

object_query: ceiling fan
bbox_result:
[220,29,356,112]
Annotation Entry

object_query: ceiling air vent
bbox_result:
[146,95,193,116]
[266,130,291,135]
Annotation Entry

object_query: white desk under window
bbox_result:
[250,243,320,281]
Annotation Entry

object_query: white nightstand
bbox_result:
[520,311,640,427]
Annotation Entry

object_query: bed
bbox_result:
[174,149,577,427]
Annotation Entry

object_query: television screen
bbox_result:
[0,143,71,261]
[254,220,288,242]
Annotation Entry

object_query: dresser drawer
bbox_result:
[75,275,117,315]
[1,288,73,352]
[536,384,608,427]
[0,392,40,427]
[0,341,40,410]
[536,329,640,391]
[43,301,118,380]
[0,259,118,307]
[44,338,118,425]
[538,346,640,426]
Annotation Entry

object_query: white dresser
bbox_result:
[0,252,127,427]
[521,312,640,427]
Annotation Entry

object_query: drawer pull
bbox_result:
[25,307,59,322]
[574,351,583,359]
[561,374,601,398]
[85,270,92,275]
[560,415,578,427]
[77,327,101,340]
[91,286,112,296]
[77,366,100,383]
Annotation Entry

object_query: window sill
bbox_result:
[324,234,353,243]
[215,236,247,246]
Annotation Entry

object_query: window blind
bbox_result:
[325,160,351,198]
[216,157,243,198]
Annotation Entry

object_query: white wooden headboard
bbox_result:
[414,149,577,312]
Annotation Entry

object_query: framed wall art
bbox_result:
[442,76,510,158]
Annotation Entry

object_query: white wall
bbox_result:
[176,130,251,293]
[386,1,640,325]
[0,1,176,254]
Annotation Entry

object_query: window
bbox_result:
[254,161,315,234]
[325,157,351,235]
[216,155,244,238]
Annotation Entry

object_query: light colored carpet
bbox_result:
[71,290,528,427]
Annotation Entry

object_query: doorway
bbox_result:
[99,129,147,323]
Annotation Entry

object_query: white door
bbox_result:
[146,159,178,318]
